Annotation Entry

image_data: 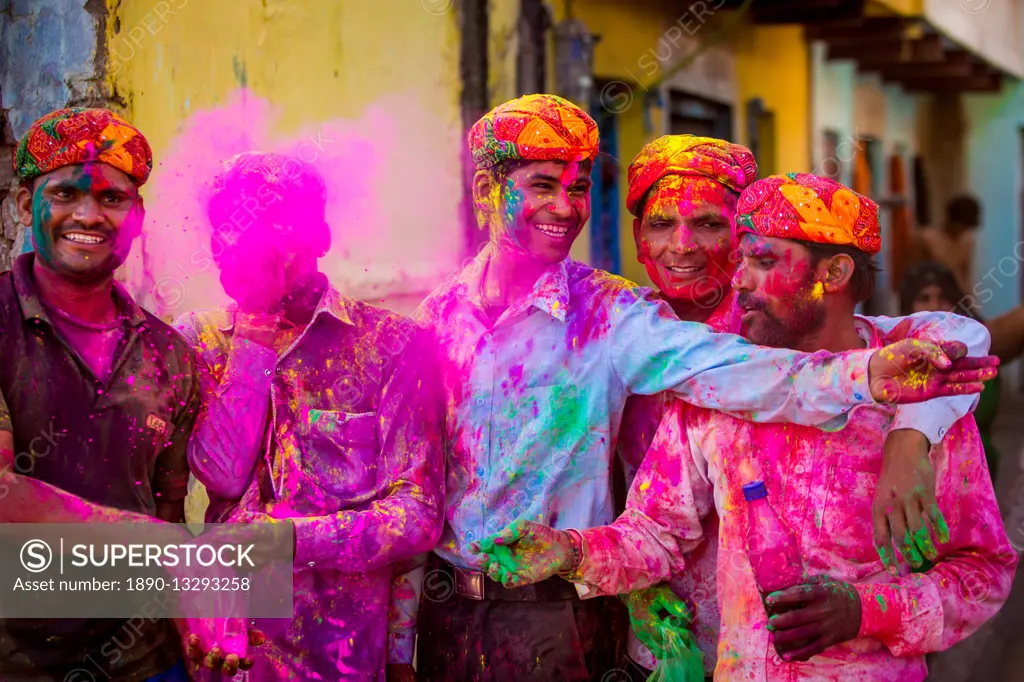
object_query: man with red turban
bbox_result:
[474,174,1015,681]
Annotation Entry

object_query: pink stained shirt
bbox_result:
[579,317,1018,681]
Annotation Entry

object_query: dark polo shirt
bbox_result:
[0,253,200,681]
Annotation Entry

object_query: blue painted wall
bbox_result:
[964,81,1024,319]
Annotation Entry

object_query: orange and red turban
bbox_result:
[626,135,757,217]
[737,173,881,254]
[13,108,152,185]
[468,94,599,170]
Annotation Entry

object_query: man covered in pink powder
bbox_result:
[399,94,998,682]
[477,173,1017,681]
[174,151,445,680]
[614,136,994,680]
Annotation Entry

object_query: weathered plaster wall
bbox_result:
[0,0,110,270]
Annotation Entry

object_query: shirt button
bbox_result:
[264,369,272,376]
[476,467,485,477]
[794,464,805,474]
[476,398,485,406]
[307,561,315,568]
[854,392,863,401]
[483,334,492,342]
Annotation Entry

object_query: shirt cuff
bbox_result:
[223,338,277,391]
[890,400,965,445]
[292,517,323,568]
[854,582,902,640]
[387,630,416,665]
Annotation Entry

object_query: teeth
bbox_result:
[64,233,104,244]
[536,224,570,237]
[668,266,701,273]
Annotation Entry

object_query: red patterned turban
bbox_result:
[13,108,153,185]
[626,134,757,217]
[468,94,599,170]
[736,173,881,254]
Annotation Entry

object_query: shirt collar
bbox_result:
[456,242,569,322]
[215,278,356,333]
[854,315,885,349]
[13,252,148,328]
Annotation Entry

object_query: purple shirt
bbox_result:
[174,284,444,681]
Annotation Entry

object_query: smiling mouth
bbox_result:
[61,232,107,245]
[535,223,574,239]
[665,264,705,275]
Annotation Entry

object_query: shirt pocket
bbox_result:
[300,409,380,500]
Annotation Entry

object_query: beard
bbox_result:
[738,281,827,349]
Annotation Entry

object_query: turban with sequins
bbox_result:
[468,94,599,170]
[736,173,881,254]
[14,108,153,185]
[626,134,758,217]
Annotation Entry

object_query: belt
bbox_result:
[442,562,580,602]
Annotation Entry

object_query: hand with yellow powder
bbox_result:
[866,339,998,404]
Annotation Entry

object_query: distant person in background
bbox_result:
[918,195,980,294]
[899,262,1014,480]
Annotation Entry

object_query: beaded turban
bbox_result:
[468,94,599,170]
[14,108,153,185]
[626,134,758,217]
[736,173,881,254]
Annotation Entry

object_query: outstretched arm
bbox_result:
[609,291,995,430]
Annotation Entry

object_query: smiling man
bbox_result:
[0,108,199,681]
[400,96,998,682]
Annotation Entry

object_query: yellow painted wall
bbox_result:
[107,0,460,157]
[733,24,811,175]
[105,0,463,318]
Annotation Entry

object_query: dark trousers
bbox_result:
[418,576,627,681]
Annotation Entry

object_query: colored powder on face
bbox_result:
[118,88,463,318]
[810,280,824,299]
[875,594,888,612]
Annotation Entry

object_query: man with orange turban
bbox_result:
[473,173,1015,681]
[397,93,996,682]
[1,108,247,681]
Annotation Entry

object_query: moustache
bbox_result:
[736,293,768,313]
